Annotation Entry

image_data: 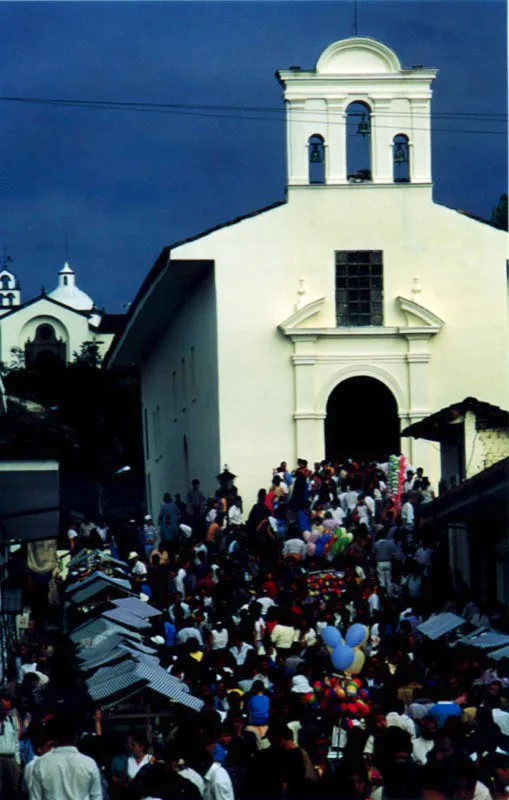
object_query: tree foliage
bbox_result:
[490,193,508,231]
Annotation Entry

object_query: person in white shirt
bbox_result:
[411,716,437,765]
[329,501,345,526]
[177,620,204,647]
[204,759,235,800]
[401,495,415,530]
[403,470,415,494]
[282,537,306,561]
[127,733,153,779]
[229,637,254,666]
[30,713,102,800]
[210,621,229,651]
[385,700,417,739]
[228,499,243,528]
[342,487,359,516]
[364,493,376,518]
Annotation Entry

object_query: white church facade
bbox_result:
[0,261,120,368]
[107,37,508,511]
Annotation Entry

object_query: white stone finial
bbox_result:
[295,276,308,310]
[411,276,422,297]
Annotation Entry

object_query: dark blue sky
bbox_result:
[1,1,506,311]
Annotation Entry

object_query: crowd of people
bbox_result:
[2,457,509,800]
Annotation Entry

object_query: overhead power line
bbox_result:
[0,95,507,135]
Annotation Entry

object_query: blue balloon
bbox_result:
[345,623,366,648]
[322,626,342,649]
[331,643,355,672]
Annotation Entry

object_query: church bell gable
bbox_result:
[277,37,437,187]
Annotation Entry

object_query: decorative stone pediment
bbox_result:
[397,296,445,330]
[278,297,326,335]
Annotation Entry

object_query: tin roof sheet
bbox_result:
[417,612,466,640]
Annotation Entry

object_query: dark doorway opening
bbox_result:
[325,376,400,463]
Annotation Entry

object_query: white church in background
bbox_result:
[107,36,508,509]
[0,259,121,367]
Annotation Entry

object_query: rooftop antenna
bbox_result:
[352,0,358,36]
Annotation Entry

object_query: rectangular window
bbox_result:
[152,409,157,455]
[190,346,197,402]
[146,472,152,517]
[181,358,187,412]
[335,250,383,327]
[143,408,150,460]
[172,371,177,421]
[155,406,161,458]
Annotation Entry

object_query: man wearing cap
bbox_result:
[128,552,148,579]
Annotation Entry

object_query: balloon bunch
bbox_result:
[388,454,407,511]
[306,571,344,600]
[322,623,369,676]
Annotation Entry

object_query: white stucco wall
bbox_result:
[141,270,220,516]
[464,410,509,479]
[169,183,507,505]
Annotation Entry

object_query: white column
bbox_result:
[287,101,308,185]
[410,98,432,183]
[291,336,325,463]
[326,99,347,184]
[371,100,392,183]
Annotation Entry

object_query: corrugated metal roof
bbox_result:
[72,618,142,645]
[84,657,203,711]
[133,662,204,712]
[111,597,161,619]
[490,645,509,661]
[103,608,152,630]
[87,657,139,688]
[458,631,509,650]
[417,612,466,640]
[117,641,158,656]
[69,579,133,605]
[87,671,147,702]
[66,571,131,596]
[78,636,156,670]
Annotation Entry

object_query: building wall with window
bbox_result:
[140,270,220,516]
[107,35,508,506]
[165,181,506,502]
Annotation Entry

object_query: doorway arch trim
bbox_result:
[316,363,406,417]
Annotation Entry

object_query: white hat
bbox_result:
[128,551,139,560]
[144,515,153,522]
[291,675,313,694]
[150,635,165,645]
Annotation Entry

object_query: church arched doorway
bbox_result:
[325,376,400,463]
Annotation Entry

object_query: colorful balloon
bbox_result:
[331,643,355,672]
[345,648,366,675]
[345,623,366,648]
[322,626,342,650]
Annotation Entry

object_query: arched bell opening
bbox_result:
[393,133,410,183]
[346,101,372,183]
[308,134,326,185]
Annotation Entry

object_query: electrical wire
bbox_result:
[0,96,507,135]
